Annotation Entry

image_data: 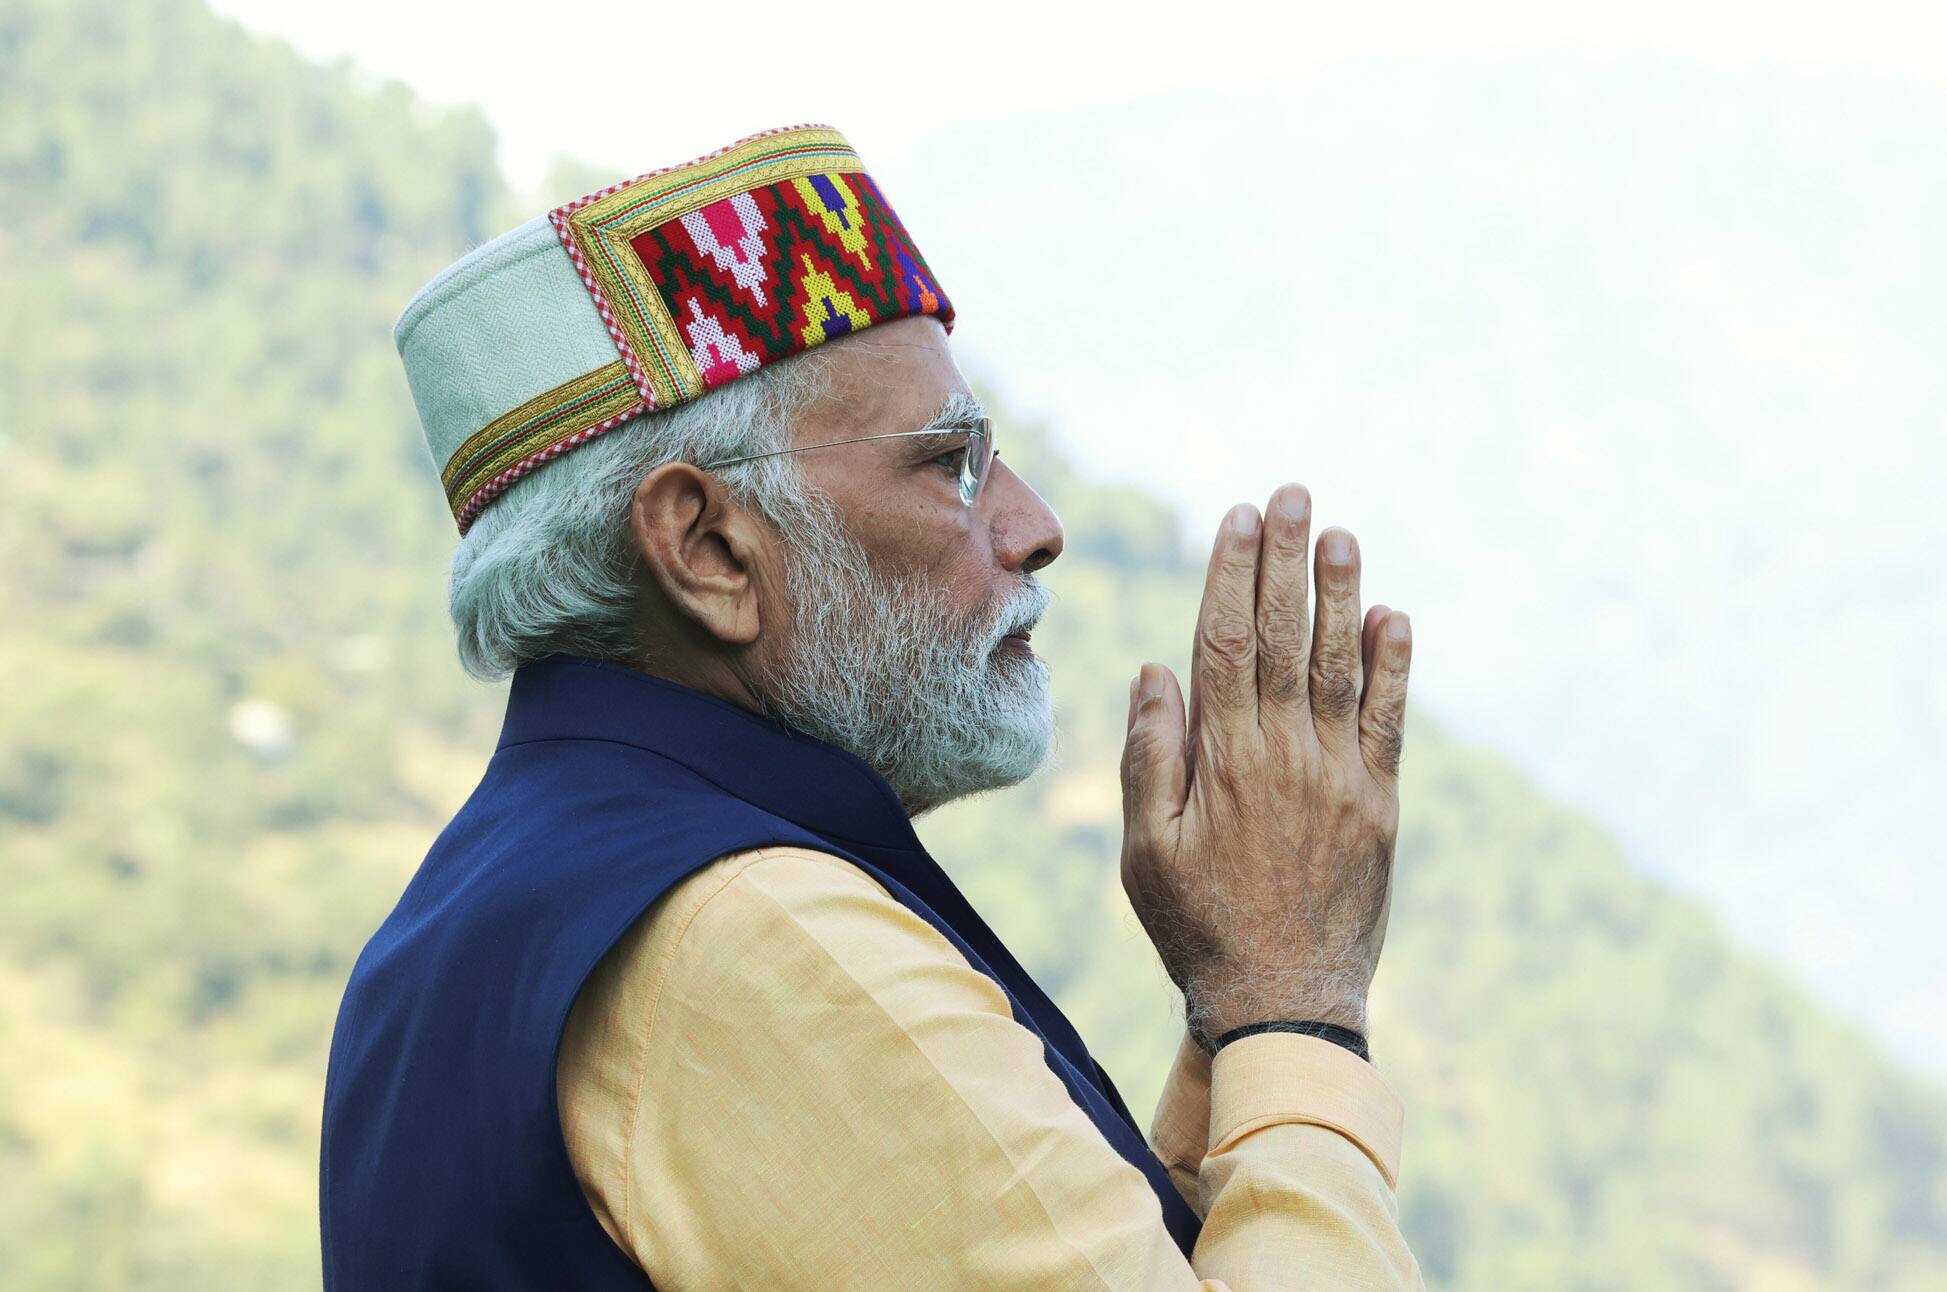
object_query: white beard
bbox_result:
[750,510,1055,816]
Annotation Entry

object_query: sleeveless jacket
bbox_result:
[320,654,1201,1287]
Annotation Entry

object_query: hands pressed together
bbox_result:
[1120,484,1413,1047]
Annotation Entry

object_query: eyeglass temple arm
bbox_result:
[699,422,988,470]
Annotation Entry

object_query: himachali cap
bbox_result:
[394,124,955,533]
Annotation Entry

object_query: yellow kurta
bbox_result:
[557,846,1424,1289]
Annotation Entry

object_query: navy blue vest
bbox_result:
[320,654,1201,1287]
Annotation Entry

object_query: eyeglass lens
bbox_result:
[962,420,993,507]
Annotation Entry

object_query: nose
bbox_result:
[984,455,1063,575]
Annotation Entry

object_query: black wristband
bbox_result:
[1201,1019,1370,1062]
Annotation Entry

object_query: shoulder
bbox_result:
[641,844,1008,1021]
[626,844,955,989]
[560,844,1008,1123]
[674,842,901,919]
[559,846,872,1041]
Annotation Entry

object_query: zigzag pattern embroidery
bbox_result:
[630,172,951,388]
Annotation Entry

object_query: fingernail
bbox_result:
[1323,530,1352,563]
[1137,663,1162,701]
[1228,504,1260,537]
[1386,612,1411,640]
[1272,488,1309,526]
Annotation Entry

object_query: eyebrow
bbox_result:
[899,393,988,451]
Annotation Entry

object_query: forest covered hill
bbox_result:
[2,0,1944,1287]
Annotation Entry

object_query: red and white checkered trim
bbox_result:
[453,400,649,535]
[547,123,833,408]
[547,207,657,408]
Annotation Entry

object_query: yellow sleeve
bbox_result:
[558,845,1423,1290]
[1195,1033,1422,1288]
[1149,1030,1216,1216]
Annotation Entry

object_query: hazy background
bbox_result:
[208,0,1947,1076]
[4,0,1946,1287]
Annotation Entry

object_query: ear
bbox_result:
[628,463,768,646]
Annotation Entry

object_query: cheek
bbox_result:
[887,532,1000,628]
[917,525,996,601]
[858,497,989,581]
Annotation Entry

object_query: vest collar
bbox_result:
[498,655,926,853]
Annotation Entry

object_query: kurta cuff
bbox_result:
[1207,1032,1406,1188]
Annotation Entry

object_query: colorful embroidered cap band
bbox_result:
[394,125,954,533]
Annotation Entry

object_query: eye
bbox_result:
[930,444,968,474]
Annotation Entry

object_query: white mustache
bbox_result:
[984,579,1052,650]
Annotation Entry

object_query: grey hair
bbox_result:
[446,349,835,681]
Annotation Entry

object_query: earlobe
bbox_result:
[629,465,765,646]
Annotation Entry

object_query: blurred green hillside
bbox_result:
[2,0,1944,1287]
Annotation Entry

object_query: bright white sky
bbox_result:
[212,0,1947,1077]
[210,0,1945,191]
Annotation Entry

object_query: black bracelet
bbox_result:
[1202,1019,1370,1062]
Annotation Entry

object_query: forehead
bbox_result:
[791,315,968,445]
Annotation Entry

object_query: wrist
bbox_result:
[1185,971,1370,1057]
[1194,1018,1371,1061]
[1188,980,1369,1044]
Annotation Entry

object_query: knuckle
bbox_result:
[1365,719,1406,777]
[1258,654,1302,702]
[1363,702,1405,749]
[1384,742,1407,779]
[1200,615,1254,665]
[1322,574,1360,606]
[1256,606,1306,695]
[1258,602,1306,646]
[1310,661,1360,722]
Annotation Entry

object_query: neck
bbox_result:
[619,647,765,719]
[618,648,953,821]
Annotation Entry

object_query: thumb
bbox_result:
[1121,663,1188,839]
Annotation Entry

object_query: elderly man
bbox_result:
[321,125,1422,1289]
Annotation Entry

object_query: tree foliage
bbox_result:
[1,0,1943,1286]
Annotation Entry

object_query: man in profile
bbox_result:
[321,124,1423,1289]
